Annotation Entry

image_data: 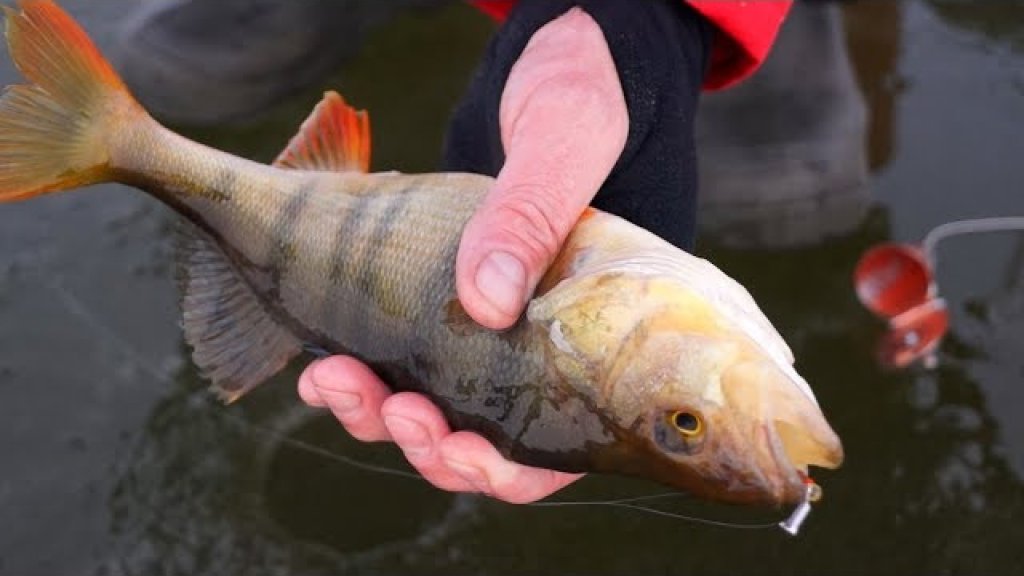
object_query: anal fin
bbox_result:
[176,223,302,403]
[273,91,370,173]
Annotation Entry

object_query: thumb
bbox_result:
[454,8,627,330]
[455,166,591,330]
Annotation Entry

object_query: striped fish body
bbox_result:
[1,1,844,506]
[167,165,581,468]
[111,116,584,466]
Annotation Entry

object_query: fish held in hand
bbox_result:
[0,0,842,506]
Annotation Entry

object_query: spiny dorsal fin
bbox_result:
[273,91,370,172]
[176,223,302,403]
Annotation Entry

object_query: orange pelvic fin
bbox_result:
[0,0,139,202]
[273,91,371,173]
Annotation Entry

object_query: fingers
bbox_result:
[438,432,583,503]
[299,357,584,502]
[378,393,479,492]
[455,7,627,330]
[379,395,583,501]
[298,356,392,442]
[296,359,327,407]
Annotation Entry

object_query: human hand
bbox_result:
[455,6,628,329]
[298,356,582,503]
[298,7,627,503]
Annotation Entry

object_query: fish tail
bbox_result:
[0,0,141,202]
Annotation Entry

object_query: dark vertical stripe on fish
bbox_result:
[329,191,376,286]
[356,188,414,303]
[273,181,313,271]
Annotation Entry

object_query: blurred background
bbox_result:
[1,0,1023,574]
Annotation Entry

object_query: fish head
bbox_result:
[529,234,843,506]
[613,329,845,506]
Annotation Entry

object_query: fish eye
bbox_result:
[669,411,704,437]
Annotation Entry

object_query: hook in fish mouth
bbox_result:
[778,482,820,536]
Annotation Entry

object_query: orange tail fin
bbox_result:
[0,0,139,201]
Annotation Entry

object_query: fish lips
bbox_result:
[717,361,844,506]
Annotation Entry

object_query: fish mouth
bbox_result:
[764,416,844,505]
[718,359,844,506]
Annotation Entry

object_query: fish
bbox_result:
[0,0,842,506]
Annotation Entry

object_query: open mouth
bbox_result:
[766,417,844,504]
[720,358,844,505]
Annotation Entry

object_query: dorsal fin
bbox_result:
[273,91,370,173]
[176,223,303,403]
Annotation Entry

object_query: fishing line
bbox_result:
[528,499,780,530]
[526,492,782,530]
[32,262,792,531]
[217,409,425,481]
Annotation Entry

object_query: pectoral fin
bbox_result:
[176,224,302,403]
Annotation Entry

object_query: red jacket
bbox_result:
[470,0,791,89]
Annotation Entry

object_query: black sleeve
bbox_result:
[442,0,713,251]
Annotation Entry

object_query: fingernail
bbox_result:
[475,251,526,317]
[445,458,492,494]
[322,391,361,414]
[384,415,431,458]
